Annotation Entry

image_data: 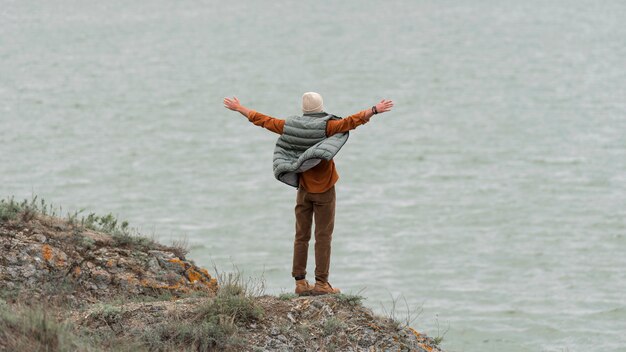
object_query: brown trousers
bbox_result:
[291,185,336,283]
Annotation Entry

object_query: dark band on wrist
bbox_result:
[372,105,378,114]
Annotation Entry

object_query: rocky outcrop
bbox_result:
[66,294,443,352]
[0,203,445,351]
[0,213,217,305]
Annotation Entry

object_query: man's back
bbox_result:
[247,110,370,192]
[300,159,339,193]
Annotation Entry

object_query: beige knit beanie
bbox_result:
[302,92,324,113]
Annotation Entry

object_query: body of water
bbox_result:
[2,1,625,351]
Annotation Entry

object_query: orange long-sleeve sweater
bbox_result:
[247,110,371,193]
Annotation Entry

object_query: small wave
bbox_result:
[586,306,626,318]
[528,157,586,165]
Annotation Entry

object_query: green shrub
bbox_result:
[186,270,264,350]
[0,196,187,255]
[0,287,21,303]
[141,283,258,352]
[334,293,364,307]
[0,198,21,221]
[322,317,346,336]
[196,292,263,325]
[143,316,242,351]
[81,212,155,249]
[197,269,265,325]
[0,196,61,223]
[0,303,87,351]
[278,292,298,301]
[89,304,123,325]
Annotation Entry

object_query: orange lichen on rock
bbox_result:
[72,266,81,277]
[418,343,434,352]
[368,322,382,331]
[167,258,186,268]
[183,267,218,294]
[140,277,191,293]
[42,244,53,261]
[187,269,202,283]
[105,259,115,267]
[409,327,422,338]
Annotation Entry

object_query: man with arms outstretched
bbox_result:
[223,92,393,295]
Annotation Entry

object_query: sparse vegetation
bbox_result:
[334,292,365,307]
[90,303,123,326]
[80,212,158,251]
[278,292,298,301]
[0,301,148,352]
[278,322,291,335]
[196,268,264,325]
[195,288,264,326]
[380,292,423,331]
[0,195,187,254]
[0,197,45,222]
[323,316,346,336]
[0,196,75,223]
[143,314,242,351]
[0,269,262,351]
[78,235,96,249]
[0,302,86,352]
[295,323,311,339]
[170,234,190,259]
[432,315,450,345]
[134,268,265,351]
[0,287,21,303]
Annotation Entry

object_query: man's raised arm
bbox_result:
[223,96,285,135]
[326,99,394,136]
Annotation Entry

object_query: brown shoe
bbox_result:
[295,279,315,296]
[311,281,341,296]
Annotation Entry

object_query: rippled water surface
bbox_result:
[2,1,626,351]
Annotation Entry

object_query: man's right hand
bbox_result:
[223,96,252,118]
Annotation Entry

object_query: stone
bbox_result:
[311,300,324,309]
[146,257,161,272]
[91,269,112,286]
[22,264,36,278]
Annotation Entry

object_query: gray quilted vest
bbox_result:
[273,112,349,188]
